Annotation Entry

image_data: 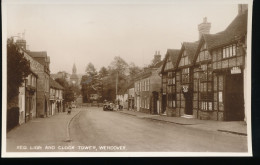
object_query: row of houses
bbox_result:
[7,37,64,130]
[117,4,248,121]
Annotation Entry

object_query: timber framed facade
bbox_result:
[160,4,248,121]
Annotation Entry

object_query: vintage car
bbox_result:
[103,102,113,111]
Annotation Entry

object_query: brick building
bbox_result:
[134,52,163,114]
[27,51,51,117]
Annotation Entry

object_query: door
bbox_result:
[185,96,193,115]
[162,95,166,114]
[225,74,244,121]
[137,96,140,111]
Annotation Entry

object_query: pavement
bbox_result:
[116,109,247,136]
[6,108,81,152]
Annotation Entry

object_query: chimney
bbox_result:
[238,4,248,15]
[198,17,211,39]
[16,39,27,50]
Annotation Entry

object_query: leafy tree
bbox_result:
[99,66,108,78]
[128,62,142,77]
[108,56,128,75]
[85,62,97,77]
[7,38,30,102]
[81,63,99,102]
[55,78,75,103]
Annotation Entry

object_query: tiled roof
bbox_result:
[50,78,64,90]
[151,60,164,68]
[203,11,247,50]
[183,41,200,62]
[27,51,47,58]
[161,49,180,73]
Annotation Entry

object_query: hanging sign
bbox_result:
[231,67,241,74]
[182,85,189,93]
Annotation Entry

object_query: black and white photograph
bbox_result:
[2,0,253,157]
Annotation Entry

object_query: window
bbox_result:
[199,64,213,111]
[167,71,176,108]
[146,79,150,91]
[181,68,189,84]
[179,51,189,67]
[165,57,174,70]
[162,75,167,93]
[222,44,237,58]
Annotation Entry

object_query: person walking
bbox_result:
[67,104,72,115]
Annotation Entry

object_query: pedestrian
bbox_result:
[67,105,72,115]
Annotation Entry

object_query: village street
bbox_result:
[6,107,247,152]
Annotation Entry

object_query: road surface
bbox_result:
[68,107,247,152]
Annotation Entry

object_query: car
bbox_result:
[71,104,77,108]
[103,102,113,111]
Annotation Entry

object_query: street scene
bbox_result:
[7,107,247,152]
[3,0,251,156]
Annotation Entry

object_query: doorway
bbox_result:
[44,99,48,117]
[224,73,244,121]
[161,95,166,114]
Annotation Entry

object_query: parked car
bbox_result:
[103,102,113,111]
[71,104,77,108]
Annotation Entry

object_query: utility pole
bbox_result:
[116,70,118,102]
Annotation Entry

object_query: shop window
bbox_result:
[168,94,176,108]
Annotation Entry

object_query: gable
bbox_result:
[196,41,211,63]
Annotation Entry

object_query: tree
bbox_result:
[55,78,75,103]
[85,62,97,77]
[99,66,108,78]
[81,63,100,103]
[108,56,128,75]
[7,38,30,102]
[128,62,142,77]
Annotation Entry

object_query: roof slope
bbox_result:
[50,78,64,90]
[27,51,47,58]
[203,11,247,49]
[161,49,180,73]
[183,41,200,62]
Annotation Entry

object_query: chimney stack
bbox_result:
[198,17,211,39]
[238,4,248,15]
[16,39,27,50]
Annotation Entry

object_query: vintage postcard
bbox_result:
[2,0,253,157]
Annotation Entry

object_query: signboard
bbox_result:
[219,92,223,103]
[231,67,241,74]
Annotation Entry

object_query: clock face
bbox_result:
[72,80,76,84]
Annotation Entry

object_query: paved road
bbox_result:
[69,107,248,152]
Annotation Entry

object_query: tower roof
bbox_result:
[72,63,77,74]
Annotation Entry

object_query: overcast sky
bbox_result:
[5,0,241,74]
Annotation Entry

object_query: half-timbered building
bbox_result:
[160,49,180,116]
[192,4,248,121]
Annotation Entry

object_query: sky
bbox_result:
[5,0,240,74]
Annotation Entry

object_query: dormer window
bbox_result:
[222,44,237,58]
